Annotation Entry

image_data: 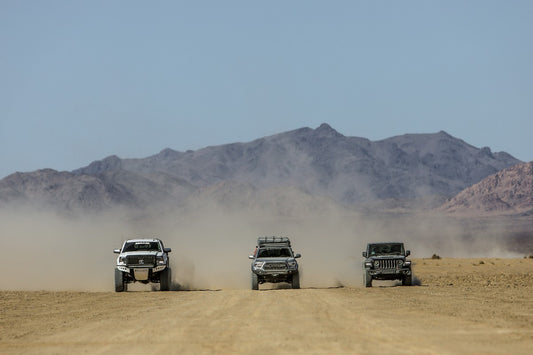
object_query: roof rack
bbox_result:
[257,236,291,247]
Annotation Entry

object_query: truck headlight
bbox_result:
[374,260,380,267]
[253,261,264,270]
[287,260,297,268]
[119,256,127,263]
[156,256,165,265]
[398,260,403,266]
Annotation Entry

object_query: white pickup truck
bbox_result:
[113,238,172,292]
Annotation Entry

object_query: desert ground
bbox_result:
[1,258,532,354]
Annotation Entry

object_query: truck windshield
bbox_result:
[368,243,403,256]
[122,242,161,252]
[257,247,292,258]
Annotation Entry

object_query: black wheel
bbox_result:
[402,275,412,286]
[160,267,171,291]
[251,272,259,290]
[115,269,125,292]
[291,272,300,289]
[364,271,372,288]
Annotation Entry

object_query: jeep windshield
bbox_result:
[257,247,292,258]
[368,243,403,256]
[122,242,161,252]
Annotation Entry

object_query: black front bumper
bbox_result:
[367,268,411,280]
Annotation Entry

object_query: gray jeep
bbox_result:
[249,236,301,290]
[113,238,172,292]
[362,242,412,287]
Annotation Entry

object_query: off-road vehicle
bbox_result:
[249,236,301,290]
[113,238,172,292]
[362,242,412,287]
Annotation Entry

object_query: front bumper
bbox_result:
[116,265,167,281]
[253,269,297,284]
[367,267,411,277]
[253,269,298,276]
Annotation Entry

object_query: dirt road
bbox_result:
[1,258,532,354]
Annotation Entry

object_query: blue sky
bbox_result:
[1,1,532,178]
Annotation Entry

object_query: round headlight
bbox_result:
[374,260,380,267]
[398,260,403,266]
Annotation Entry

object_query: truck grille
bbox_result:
[377,259,400,269]
[263,262,288,271]
[126,255,155,267]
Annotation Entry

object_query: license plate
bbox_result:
[134,269,149,281]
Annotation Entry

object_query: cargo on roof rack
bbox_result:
[257,236,291,247]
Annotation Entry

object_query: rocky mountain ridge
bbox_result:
[440,161,533,215]
[0,124,522,212]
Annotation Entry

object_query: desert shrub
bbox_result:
[431,254,441,260]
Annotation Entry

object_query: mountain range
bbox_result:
[0,123,524,213]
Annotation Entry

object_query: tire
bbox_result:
[160,267,171,291]
[251,272,259,290]
[115,269,125,292]
[364,271,372,288]
[291,272,300,289]
[403,275,412,286]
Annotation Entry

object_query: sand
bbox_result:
[1,257,532,354]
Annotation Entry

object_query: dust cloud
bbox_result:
[0,201,526,292]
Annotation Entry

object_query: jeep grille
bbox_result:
[125,255,155,267]
[263,262,288,271]
[377,259,400,269]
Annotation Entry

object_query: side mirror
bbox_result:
[248,255,255,259]
[164,247,172,253]
[294,253,301,258]
[405,250,410,257]
[113,249,121,254]
[362,251,367,258]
